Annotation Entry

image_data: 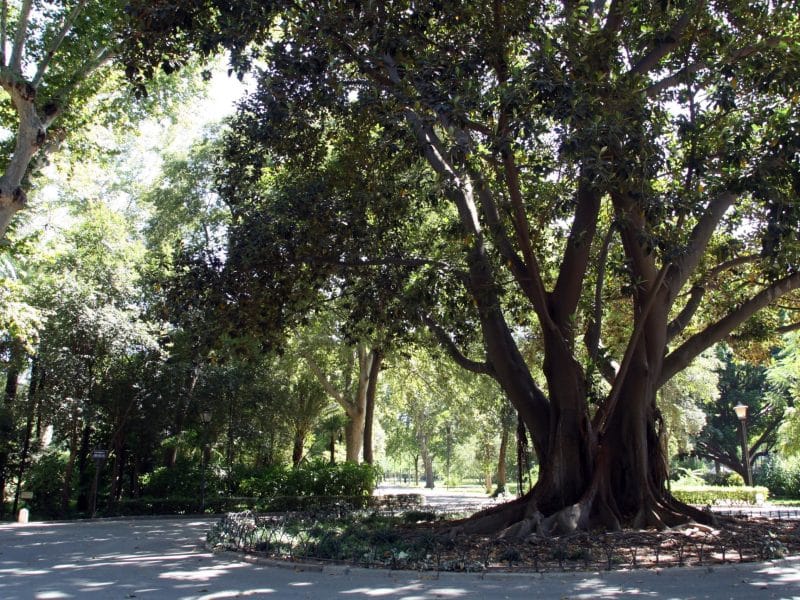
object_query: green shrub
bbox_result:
[754,456,800,499]
[141,458,225,498]
[25,451,71,518]
[672,484,769,505]
[703,470,745,487]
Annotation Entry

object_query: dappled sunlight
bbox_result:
[0,568,51,576]
[342,583,469,597]
[159,563,247,582]
[34,592,71,599]
[52,551,206,570]
[751,563,800,587]
[573,578,657,598]
[193,588,276,599]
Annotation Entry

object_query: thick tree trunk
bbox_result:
[344,412,364,463]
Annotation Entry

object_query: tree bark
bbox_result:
[362,349,383,465]
[344,412,365,463]
[494,419,509,496]
[13,356,39,515]
[292,429,305,466]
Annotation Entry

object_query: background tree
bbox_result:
[0,0,198,237]
[694,346,789,481]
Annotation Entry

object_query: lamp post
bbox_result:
[733,403,753,486]
[200,411,212,513]
[90,449,107,518]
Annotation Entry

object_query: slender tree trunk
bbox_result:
[0,359,20,518]
[61,405,80,515]
[362,349,383,465]
[76,418,92,512]
[418,433,434,489]
[166,363,199,467]
[13,356,39,516]
[495,421,509,496]
[292,429,305,467]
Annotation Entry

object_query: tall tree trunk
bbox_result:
[495,420,509,496]
[165,362,200,468]
[344,412,364,463]
[292,429,305,467]
[13,356,39,516]
[76,418,93,512]
[418,433,434,489]
[362,349,383,465]
[61,405,80,515]
[0,366,19,517]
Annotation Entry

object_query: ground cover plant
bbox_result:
[208,508,800,573]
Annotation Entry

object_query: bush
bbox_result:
[754,456,800,499]
[672,484,769,505]
[141,458,225,498]
[703,470,745,487]
[24,451,71,519]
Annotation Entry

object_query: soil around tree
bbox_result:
[418,517,800,572]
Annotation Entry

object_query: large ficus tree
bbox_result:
[126,1,800,533]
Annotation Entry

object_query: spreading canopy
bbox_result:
[125,0,800,532]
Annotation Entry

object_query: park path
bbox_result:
[1,516,800,599]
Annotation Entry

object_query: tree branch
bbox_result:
[43,47,114,127]
[667,284,705,342]
[421,313,494,376]
[667,192,736,301]
[777,322,800,335]
[646,36,788,97]
[750,412,783,459]
[1,1,8,66]
[629,8,696,76]
[584,222,616,362]
[668,255,761,341]
[595,263,671,434]
[9,0,32,72]
[302,352,352,415]
[551,176,602,328]
[660,271,800,387]
[32,0,88,88]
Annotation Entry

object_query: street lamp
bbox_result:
[200,411,212,513]
[733,403,753,486]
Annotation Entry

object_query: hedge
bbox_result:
[671,485,769,506]
[110,493,424,516]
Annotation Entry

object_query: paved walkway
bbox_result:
[1,517,800,599]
